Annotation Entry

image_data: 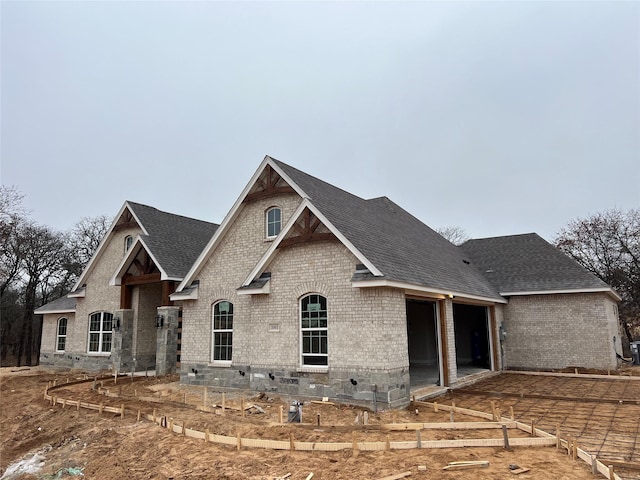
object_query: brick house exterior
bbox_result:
[36,202,217,373]
[37,156,622,408]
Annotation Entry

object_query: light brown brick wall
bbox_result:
[181,191,409,372]
[503,293,620,370]
[181,193,301,364]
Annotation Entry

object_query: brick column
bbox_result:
[441,298,458,385]
[111,309,134,373]
[156,306,181,376]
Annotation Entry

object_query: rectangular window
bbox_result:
[212,301,233,362]
[301,294,328,366]
[88,312,113,353]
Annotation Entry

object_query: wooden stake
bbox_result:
[183,392,187,404]
[502,424,510,450]
[99,403,104,414]
[363,411,369,425]
[434,401,438,412]
[222,393,226,415]
[510,406,514,420]
[62,399,66,409]
[609,465,615,480]
[289,433,295,451]
[416,429,422,448]
[556,424,561,449]
[573,440,577,461]
[385,435,391,451]
[121,404,125,419]
[352,432,358,453]
[137,409,141,422]
[237,431,241,451]
[153,408,157,423]
[449,410,454,423]
[279,405,284,424]
[76,400,80,411]
[205,428,210,443]
[530,420,536,436]
[491,401,497,421]
[316,413,321,426]
[241,398,246,418]
[182,422,186,435]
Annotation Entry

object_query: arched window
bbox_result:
[124,235,133,252]
[56,317,68,352]
[300,294,328,367]
[212,301,233,362]
[265,207,281,239]
[88,312,113,353]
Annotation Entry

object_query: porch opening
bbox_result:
[406,299,440,388]
[453,303,491,377]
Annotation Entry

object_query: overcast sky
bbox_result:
[2,1,639,242]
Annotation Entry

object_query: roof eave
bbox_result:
[501,287,622,301]
[169,285,199,301]
[34,308,76,315]
[352,278,507,304]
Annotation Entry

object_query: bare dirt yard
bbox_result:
[1,366,639,480]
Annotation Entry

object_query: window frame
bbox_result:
[56,317,68,353]
[299,293,328,368]
[265,206,282,239]
[124,235,133,252]
[211,301,233,365]
[87,311,113,355]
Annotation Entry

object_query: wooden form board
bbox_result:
[44,381,626,479]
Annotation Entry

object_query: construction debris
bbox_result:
[442,460,490,471]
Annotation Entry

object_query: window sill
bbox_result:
[208,361,232,367]
[87,352,111,357]
[297,366,329,374]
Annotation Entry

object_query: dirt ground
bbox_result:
[1,368,637,480]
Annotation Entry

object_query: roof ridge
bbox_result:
[269,157,367,203]
[126,201,218,226]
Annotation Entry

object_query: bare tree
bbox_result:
[0,186,28,297]
[68,215,111,267]
[555,209,640,347]
[436,226,470,246]
[15,222,68,366]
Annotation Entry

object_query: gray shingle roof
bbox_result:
[34,295,76,314]
[127,202,219,279]
[272,159,503,301]
[460,233,611,294]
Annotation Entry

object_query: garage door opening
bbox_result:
[406,299,440,388]
[453,303,491,377]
